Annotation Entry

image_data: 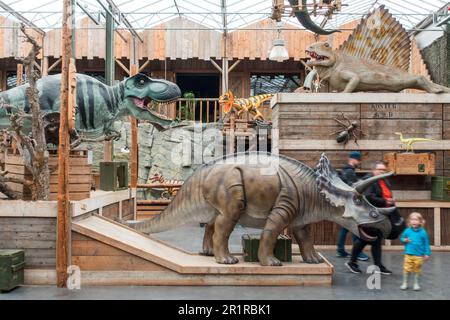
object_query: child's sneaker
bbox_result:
[413,283,421,291]
[400,283,408,290]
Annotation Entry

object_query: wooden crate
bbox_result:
[4,149,92,200]
[384,152,435,175]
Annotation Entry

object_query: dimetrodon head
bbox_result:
[122,73,182,129]
[305,42,337,68]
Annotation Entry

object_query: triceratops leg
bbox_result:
[291,224,324,264]
[200,215,217,257]
[210,171,246,265]
[258,189,294,266]
[213,213,240,264]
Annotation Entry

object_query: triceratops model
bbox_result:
[0,73,181,144]
[126,152,395,266]
[305,6,450,93]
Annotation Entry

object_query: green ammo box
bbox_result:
[431,176,450,201]
[242,234,292,262]
[100,161,129,191]
[0,250,25,292]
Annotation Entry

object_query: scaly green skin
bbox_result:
[0,73,181,142]
[127,152,395,266]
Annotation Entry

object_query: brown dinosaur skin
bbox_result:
[306,42,450,93]
[127,152,394,266]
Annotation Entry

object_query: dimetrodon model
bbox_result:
[0,73,181,144]
[304,6,450,93]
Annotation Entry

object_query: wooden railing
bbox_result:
[150,98,272,123]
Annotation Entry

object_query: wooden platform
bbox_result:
[69,215,333,286]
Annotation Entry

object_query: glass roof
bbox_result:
[0,0,448,32]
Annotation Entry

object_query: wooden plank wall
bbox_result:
[71,231,165,271]
[273,96,450,245]
[0,217,56,268]
[275,101,449,189]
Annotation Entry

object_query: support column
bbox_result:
[130,64,138,188]
[104,4,115,161]
[56,0,73,288]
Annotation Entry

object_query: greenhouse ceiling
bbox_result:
[0,0,448,33]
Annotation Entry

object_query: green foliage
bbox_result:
[177,91,196,121]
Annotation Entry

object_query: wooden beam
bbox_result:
[210,59,223,73]
[56,0,73,289]
[47,58,62,73]
[16,64,23,86]
[434,207,441,246]
[277,139,450,151]
[228,60,241,73]
[115,59,130,76]
[130,64,138,188]
[41,56,49,77]
[138,59,151,73]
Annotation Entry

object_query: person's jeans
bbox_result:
[337,228,358,253]
[349,233,383,266]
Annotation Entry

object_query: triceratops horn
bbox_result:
[377,206,397,215]
[353,171,394,194]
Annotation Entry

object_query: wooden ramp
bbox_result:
[71,215,333,286]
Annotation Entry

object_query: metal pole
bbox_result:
[104,4,115,161]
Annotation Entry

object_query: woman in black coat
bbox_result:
[345,161,406,274]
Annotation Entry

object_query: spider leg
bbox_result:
[352,131,359,144]
[334,118,348,127]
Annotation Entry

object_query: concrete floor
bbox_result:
[2,224,449,300]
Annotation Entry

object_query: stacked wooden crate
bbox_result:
[4,149,92,200]
[272,93,450,245]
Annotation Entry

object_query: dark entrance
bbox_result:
[176,74,220,122]
[176,73,220,98]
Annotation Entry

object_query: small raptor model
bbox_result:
[395,132,434,153]
[126,152,397,266]
[305,6,450,93]
[219,91,273,122]
[0,73,181,144]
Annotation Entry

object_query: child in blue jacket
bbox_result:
[400,212,431,291]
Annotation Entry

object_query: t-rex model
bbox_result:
[0,73,181,144]
[305,6,450,93]
[126,152,396,266]
[395,132,434,153]
[219,91,273,122]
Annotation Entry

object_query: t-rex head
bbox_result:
[123,73,182,130]
[316,154,394,241]
[306,42,336,68]
[219,90,235,114]
[124,73,181,111]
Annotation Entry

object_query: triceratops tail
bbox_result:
[126,169,215,234]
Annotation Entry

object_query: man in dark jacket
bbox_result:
[336,151,369,261]
[345,161,394,275]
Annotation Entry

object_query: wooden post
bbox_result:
[56,0,73,288]
[16,64,23,86]
[130,64,138,188]
[41,56,48,77]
